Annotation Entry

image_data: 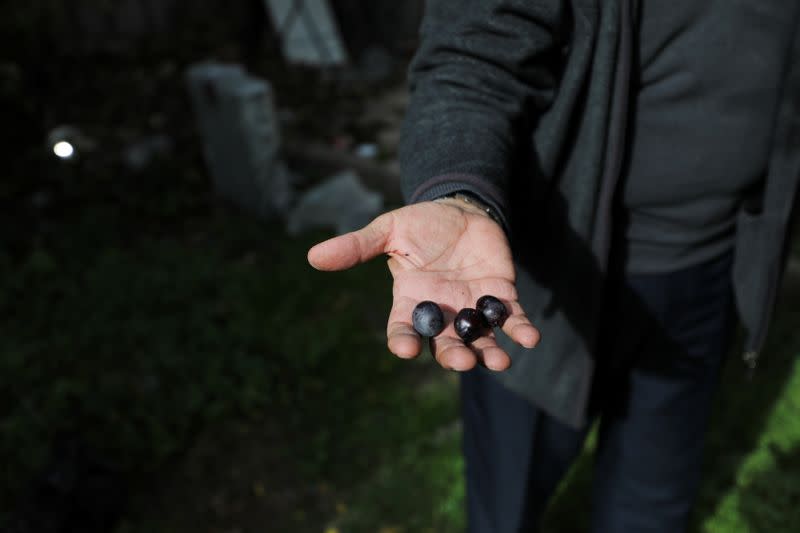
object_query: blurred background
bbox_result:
[1,1,800,532]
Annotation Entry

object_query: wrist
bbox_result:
[433,192,503,225]
[434,196,490,217]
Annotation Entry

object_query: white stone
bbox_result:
[185,63,292,218]
[264,0,348,66]
[287,170,383,235]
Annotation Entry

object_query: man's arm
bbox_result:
[399,0,567,226]
[307,1,560,370]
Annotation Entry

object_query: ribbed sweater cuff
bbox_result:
[408,173,510,235]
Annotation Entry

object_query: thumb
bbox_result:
[307,212,394,271]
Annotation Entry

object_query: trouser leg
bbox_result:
[461,368,590,533]
[589,252,735,533]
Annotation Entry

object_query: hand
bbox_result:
[307,200,540,371]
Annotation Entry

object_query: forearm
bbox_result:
[399,0,567,223]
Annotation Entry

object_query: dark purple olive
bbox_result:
[454,308,488,343]
[412,301,445,337]
[476,295,509,327]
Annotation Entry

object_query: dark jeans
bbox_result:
[460,251,736,532]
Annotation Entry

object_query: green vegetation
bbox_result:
[4,149,799,530]
[2,53,799,532]
[0,152,460,530]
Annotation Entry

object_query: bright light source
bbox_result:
[53,141,75,159]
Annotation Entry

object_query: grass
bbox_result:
[324,264,800,533]
[5,163,798,532]
[0,142,465,531]
[2,56,800,532]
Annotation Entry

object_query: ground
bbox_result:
[2,46,800,533]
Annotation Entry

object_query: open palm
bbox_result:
[307,201,540,371]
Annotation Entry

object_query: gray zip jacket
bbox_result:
[398,0,800,428]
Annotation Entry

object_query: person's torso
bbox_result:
[618,0,796,273]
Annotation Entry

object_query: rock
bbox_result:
[287,170,383,235]
[185,62,292,219]
[353,143,379,159]
[264,0,348,66]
